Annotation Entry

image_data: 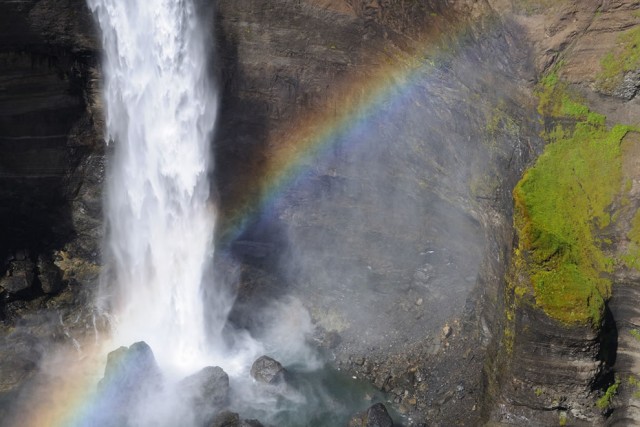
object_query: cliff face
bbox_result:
[483,1,640,425]
[0,0,103,408]
[213,1,542,424]
[0,0,639,425]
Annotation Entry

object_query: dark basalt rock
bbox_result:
[100,341,161,391]
[365,403,394,427]
[179,366,230,409]
[89,342,162,427]
[0,259,36,297]
[209,410,240,427]
[208,411,265,427]
[348,402,394,427]
[36,254,63,295]
[250,355,287,385]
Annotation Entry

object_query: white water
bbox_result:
[88,0,221,374]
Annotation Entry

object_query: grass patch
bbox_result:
[559,412,568,426]
[597,26,640,92]
[514,74,632,326]
[597,380,620,410]
[623,209,640,270]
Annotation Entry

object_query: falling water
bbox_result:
[88,0,218,373]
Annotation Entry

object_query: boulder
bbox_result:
[348,403,394,427]
[240,420,265,427]
[179,366,229,409]
[100,341,162,393]
[90,342,162,427]
[0,259,36,296]
[208,411,265,427]
[209,411,240,427]
[250,355,287,385]
[365,403,394,427]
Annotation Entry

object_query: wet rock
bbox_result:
[348,402,394,427]
[250,355,287,385]
[92,342,162,426]
[0,333,41,393]
[0,259,36,296]
[208,411,264,427]
[37,254,63,294]
[323,330,342,349]
[100,341,161,391]
[180,366,230,409]
[614,70,640,100]
[209,411,239,427]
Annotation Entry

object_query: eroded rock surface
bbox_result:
[250,355,287,385]
[180,366,231,409]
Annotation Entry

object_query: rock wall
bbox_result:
[483,1,640,425]
[0,0,639,426]
[213,1,545,424]
[0,0,103,409]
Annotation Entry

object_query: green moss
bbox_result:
[631,329,640,341]
[623,209,640,270]
[536,65,600,120]
[597,26,640,92]
[558,412,568,426]
[515,75,632,326]
[628,209,640,244]
[484,102,520,155]
[628,375,640,398]
[597,380,620,409]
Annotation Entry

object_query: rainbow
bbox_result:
[16,9,494,427]
[215,11,478,249]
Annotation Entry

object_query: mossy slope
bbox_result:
[597,26,640,93]
[513,72,633,326]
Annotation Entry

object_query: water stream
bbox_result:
[84,2,388,425]
[88,0,219,374]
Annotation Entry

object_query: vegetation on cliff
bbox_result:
[622,209,640,270]
[597,25,640,93]
[513,71,633,326]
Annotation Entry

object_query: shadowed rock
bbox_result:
[348,403,394,427]
[209,410,239,427]
[250,355,287,385]
[100,341,161,392]
[36,254,62,294]
[179,366,230,409]
[91,342,162,427]
[0,259,36,296]
[208,410,265,427]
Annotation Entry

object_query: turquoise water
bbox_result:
[230,364,399,426]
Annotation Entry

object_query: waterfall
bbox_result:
[88,0,218,373]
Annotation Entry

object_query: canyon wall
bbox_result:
[0,0,639,425]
